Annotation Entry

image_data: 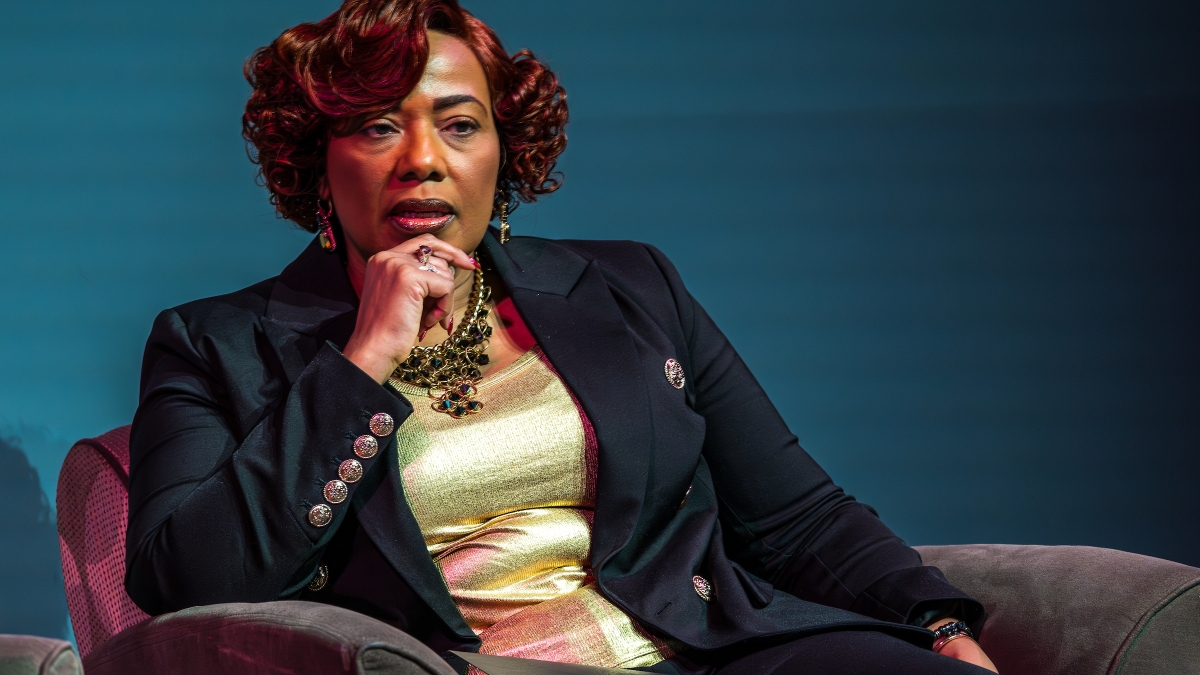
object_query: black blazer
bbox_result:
[127,229,982,657]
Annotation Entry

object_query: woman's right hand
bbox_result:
[342,234,476,383]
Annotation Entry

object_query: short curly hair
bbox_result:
[243,0,568,232]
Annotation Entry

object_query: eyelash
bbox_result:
[445,119,479,135]
[362,123,395,138]
[360,119,479,138]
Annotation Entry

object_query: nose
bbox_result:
[393,122,447,185]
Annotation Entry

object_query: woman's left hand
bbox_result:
[938,637,999,673]
[927,618,998,672]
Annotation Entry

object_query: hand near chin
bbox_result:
[939,637,999,673]
[342,234,476,383]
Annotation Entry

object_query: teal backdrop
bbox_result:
[1,0,1197,640]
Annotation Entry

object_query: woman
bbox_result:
[126,1,999,672]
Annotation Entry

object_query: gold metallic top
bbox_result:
[389,349,675,669]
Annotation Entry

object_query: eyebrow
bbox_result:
[432,94,486,112]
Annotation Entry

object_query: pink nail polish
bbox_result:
[418,328,428,341]
[447,318,454,334]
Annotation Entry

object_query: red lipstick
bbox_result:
[388,198,456,234]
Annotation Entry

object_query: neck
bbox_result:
[450,265,476,311]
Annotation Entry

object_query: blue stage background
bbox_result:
[1,0,1197,640]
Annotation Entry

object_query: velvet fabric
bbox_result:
[917,545,1200,675]
[127,229,982,656]
[79,601,455,675]
[0,635,81,675]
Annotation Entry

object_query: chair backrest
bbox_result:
[57,425,150,659]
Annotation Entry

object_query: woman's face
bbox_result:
[323,31,500,262]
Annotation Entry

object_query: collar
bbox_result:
[478,227,589,296]
[264,237,359,336]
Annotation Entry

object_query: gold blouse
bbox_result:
[389,348,675,669]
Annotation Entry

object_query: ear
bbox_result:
[318,175,331,201]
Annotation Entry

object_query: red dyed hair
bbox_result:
[243,0,568,231]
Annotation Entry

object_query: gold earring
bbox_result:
[316,199,337,253]
[499,199,511,244]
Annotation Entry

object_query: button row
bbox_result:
[307,412,393,527]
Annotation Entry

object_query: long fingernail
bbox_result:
[447,318,454,334]
[473,258,481,270]
[418,328,428,341]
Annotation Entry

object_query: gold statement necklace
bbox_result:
[392,265,493,418]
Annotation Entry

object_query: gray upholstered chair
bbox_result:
[0,635,82,675]
[3,427,1195,674]
[916,544,1200,675]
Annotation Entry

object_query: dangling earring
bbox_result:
[498,198,511,244]
[316,199,337,253]
[496,146,511,244]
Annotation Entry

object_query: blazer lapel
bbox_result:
[481,231,655,570]
[261,240,359,384]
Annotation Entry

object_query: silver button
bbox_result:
[353,435,379,459]
[308,504,333,527]
[664,359,686,389]
[339,459,363,483]
[369,413,394,437]
[323,480,348,504]
[307,564,329,592]
[693,575,712,602]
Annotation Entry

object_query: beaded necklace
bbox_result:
[391,266,492,418]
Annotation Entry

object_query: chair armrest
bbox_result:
[915,544,1200,675]
[81,600,459,675]
[0,634,82,675]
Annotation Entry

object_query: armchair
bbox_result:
[28,427,1196,674]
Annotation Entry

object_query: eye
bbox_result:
[362,122,397,138]
[444,119,479,136]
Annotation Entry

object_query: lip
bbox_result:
[388,198,456,234]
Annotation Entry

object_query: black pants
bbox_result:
[643,631,994,675]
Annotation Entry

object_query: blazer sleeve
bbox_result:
[642,244,984,632]
[125,307,412,616]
